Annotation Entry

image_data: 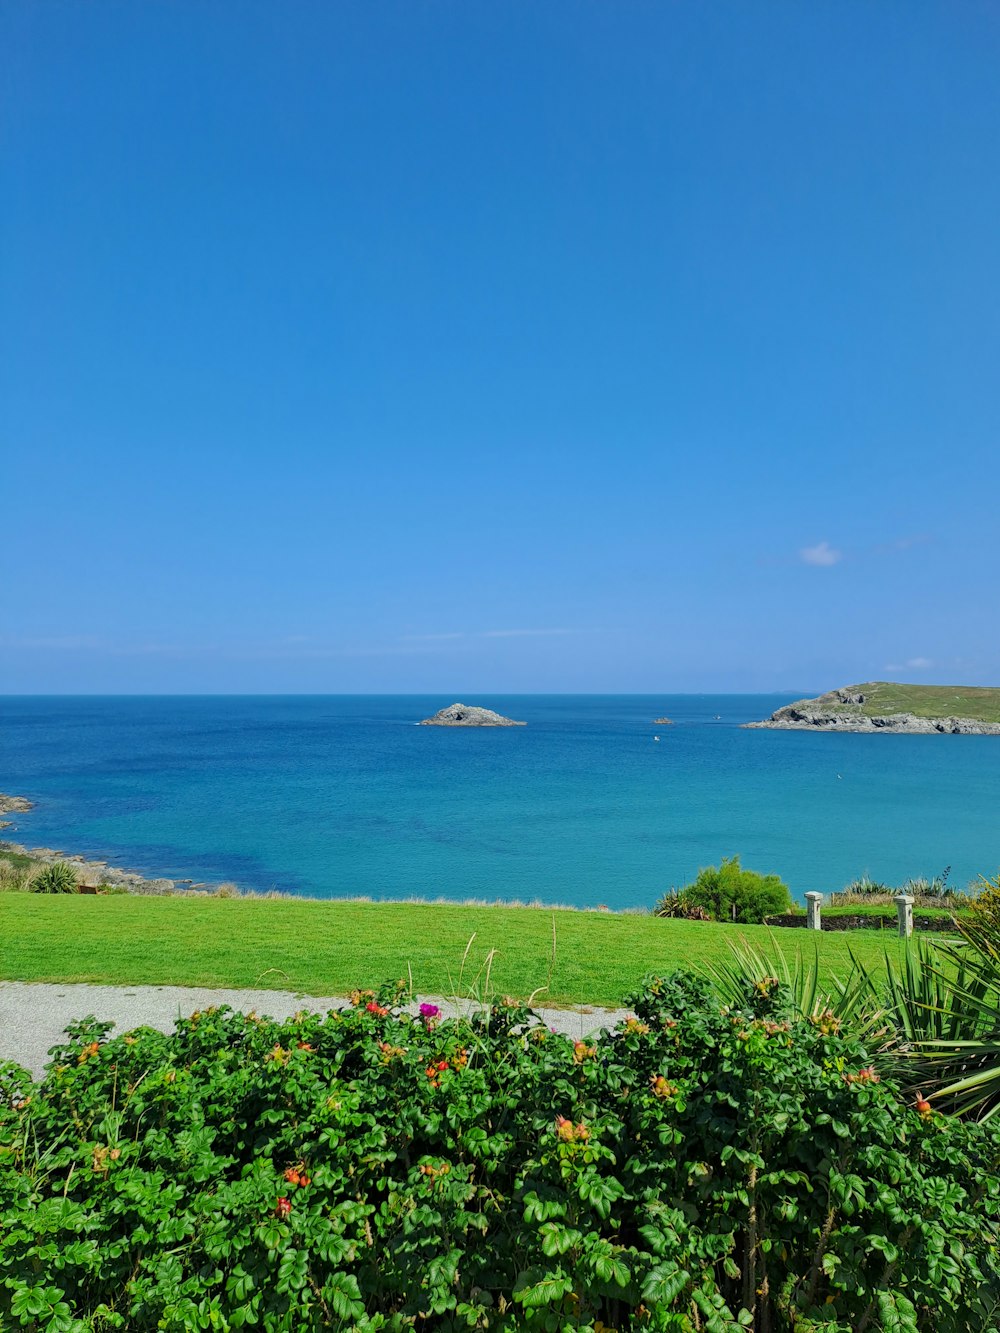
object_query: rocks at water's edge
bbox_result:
[2,838,181,894]
[0,793,33,814]
[1,791,182,895]
[419,702,526,727]
[652,717,674,725]
[750,710,1000,734]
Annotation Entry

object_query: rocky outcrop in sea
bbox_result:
[0,794,34,814]
[419,703,526,727]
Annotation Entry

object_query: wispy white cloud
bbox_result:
[799,541,843,568]
[399,632,467,642]
[400,628,574,642]
[883,533,933,554]
[886,656,933,672]
[481,628,572,638]
[0,634,104,650]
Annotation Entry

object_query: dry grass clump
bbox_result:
[0,857,35,893]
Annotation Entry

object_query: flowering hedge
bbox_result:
[1,973,999,1331]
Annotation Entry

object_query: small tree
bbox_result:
[679,855,792,923]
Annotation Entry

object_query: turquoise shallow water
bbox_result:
[2,695,999,909]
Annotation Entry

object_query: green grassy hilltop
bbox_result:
[789,681,1000,724]
[852,681,1000,722]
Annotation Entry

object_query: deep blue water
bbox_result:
[2,695,999,909]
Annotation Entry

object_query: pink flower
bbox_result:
[420,1003,441,1020]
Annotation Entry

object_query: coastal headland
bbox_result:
[746,681,1000,734]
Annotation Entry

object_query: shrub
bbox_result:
[29,861,79,894]
[2,974,999,1330]
[677,855,793,923]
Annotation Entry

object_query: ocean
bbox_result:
[2,694,999,909]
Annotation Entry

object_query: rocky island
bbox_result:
[419,702,525,727]
[746,682,1000,735]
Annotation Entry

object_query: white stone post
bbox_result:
[805,892,823,931]
[894,893,914,939]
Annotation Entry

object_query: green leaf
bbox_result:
[512,1268,574,1307]
[877,1289,919,1333]
[641,1262,690,1305]
[538,1222,582,1257]
[324,1272,364,1322]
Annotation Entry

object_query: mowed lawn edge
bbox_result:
[0,895,907,1007]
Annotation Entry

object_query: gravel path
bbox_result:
[0,981,631,1079]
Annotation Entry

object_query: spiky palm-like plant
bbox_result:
[30,861,79,894]
[705,934,893,1051]
[901,891,1000,1120]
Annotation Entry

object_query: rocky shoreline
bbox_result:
[747,711,1000,734]
[746,686,1000,735]
[0,794,33,815]
[1,792,204,896]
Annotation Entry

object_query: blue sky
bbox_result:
[3,2,999,693]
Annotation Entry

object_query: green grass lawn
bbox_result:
[823,903,966,921]
[0,895,908,1008]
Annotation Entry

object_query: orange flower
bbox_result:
[555,1115,590,1143]
[843,1065,880,1085]
[77,1041,100,1065]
